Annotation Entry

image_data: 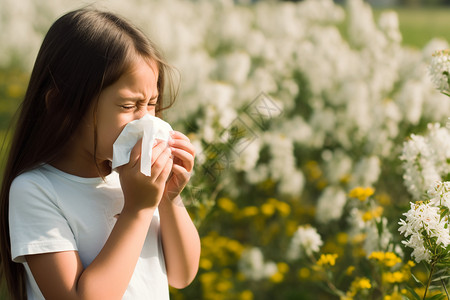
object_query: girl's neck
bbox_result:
[50,158,111,178]
[50,141,111,178]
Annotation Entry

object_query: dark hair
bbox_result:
[0,8,177,299]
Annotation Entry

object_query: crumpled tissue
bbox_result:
[111,114,173,176]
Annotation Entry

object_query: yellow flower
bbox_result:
[348,187,375,201]
[349,277,372,294]
[200,258,213,270]
[368,251,401,267]
[269,272,284,283]
[357,278,372,289]
[317,254,338,267]
[239,290,253,300]
[200,272,217,286]
[346,266,355,276]
[375,193,391,206]
[384,252,402,267]
[362,206,384,222]
[277,262,289,274]
[298,267,310,279]
[216,280,232,292]
[337,232,348,245]
[226,240,244,256]
[217,197,237,213]
[261,202,275,216]
[276,201,291,216]
[240,206,259,218]
[382,271,406,283]
[384,291,402,300]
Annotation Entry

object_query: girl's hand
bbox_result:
[163,131,195,201]
[118,139,173,212]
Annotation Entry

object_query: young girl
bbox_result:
[0,8,200,300]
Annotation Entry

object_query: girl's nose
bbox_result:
[135,111,148,121]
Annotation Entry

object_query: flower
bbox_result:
[349,186,375,201]
[369,251,402,267]
[429,49,450,95]
[238,247,277,281]
[316,186,347,223]
[287,225,323,260]
[317,253,338,267]
[398,201,450,263]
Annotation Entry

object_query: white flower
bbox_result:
[238,247,277,281]
[427,181,450,209]
[429,49,450,94]
[401,123,450,200]
[316,186,347,224]
[399,201,450,263]
[287,225,323,261]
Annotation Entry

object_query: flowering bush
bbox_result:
[2,0,450,299]
[397,48,450,299]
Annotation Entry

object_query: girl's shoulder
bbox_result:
[10,164,57,200]
[12,164,53,187]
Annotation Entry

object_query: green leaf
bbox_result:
[432,268,448,277]
[376,219,383,235]
[432,275,450,282]
[412,273,426,287]
[426,293,446,300]
[405,285,421,300]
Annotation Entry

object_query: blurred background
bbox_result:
[1,0,450,299]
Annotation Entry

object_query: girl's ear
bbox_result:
[44,88,58,111]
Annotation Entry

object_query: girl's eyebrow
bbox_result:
[120,94,159,101]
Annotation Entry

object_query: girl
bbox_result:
[0,8,200,300]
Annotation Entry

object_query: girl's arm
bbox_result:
[26,140,173,300]
[159,131,201,288]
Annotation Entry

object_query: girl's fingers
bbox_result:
[151,140,170,164]
[170,131,190,142]
[169,132,195,156]
[150,147,172,181]
[170,148,194,172]
[171,163,191,180]
[154,151,173,184]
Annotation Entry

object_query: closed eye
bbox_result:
[121,105,136,110]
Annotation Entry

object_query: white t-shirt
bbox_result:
[9,164,169,300]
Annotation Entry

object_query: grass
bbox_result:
[375,7,450,48]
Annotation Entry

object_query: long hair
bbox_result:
[0,9,177,299]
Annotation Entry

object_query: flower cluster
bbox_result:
[287,225,323,260]
[429,49,450,96]
[398,198,450,263]
[400,123,450,201]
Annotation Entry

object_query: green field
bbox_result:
[377,7,450,48]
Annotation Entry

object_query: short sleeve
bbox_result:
[9,170,77,263]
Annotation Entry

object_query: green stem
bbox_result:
[441,278,450,300]
[423,262,436,300]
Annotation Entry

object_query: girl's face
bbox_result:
[80,57,159,164]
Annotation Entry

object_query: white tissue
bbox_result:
[111,114,173,176]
